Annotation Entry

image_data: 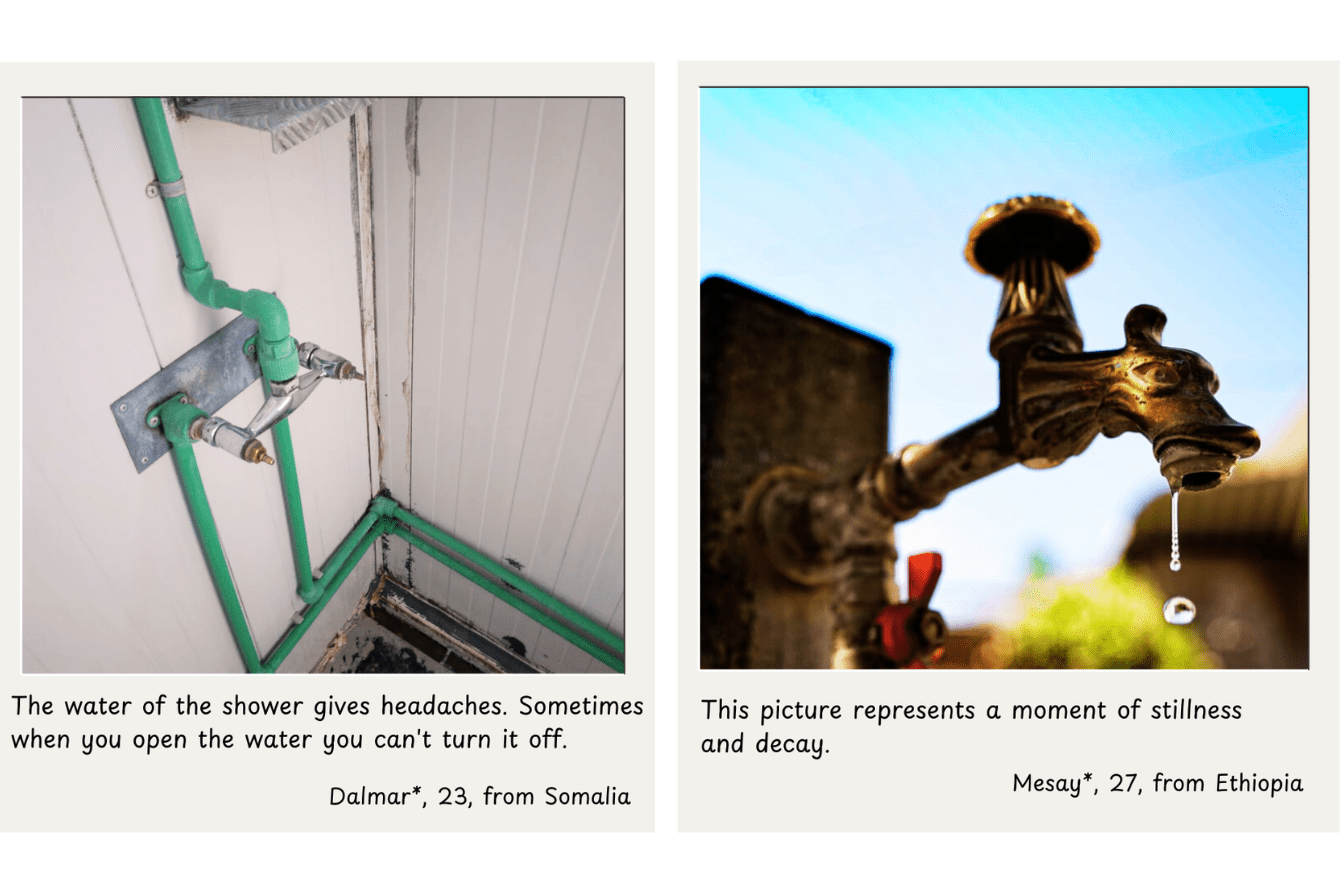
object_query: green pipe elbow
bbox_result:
[179,262,241,310]
[241,289,299,382]
[368,495,401,519]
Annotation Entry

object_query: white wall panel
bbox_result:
[371,97,625,673]
[22,98,373,673]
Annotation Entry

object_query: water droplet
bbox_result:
[1169,488,1181,572]
[1163,596,1196,625]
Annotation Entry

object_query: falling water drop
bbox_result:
[1169,488,1181,572]
[1163,596,1196,625]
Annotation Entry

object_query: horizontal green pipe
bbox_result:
[391,525,623,673]
[389,506,624,657]
[263,516,388,673]
[162,404,263,674]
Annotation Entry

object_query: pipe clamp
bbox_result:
[156,178,187,199]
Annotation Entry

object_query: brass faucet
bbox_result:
[743,196,1261,668]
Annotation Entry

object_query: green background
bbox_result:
[5,3,1334,884]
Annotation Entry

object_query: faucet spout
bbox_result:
[245,370,324,438]
[1158,440,1250,492]
[992,302,1260,492]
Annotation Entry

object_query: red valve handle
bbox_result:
[907,551,943,604]
[875,552,945,667]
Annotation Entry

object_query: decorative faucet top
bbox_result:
[965,195,1101,278]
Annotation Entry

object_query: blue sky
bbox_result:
[700,87,1308,626]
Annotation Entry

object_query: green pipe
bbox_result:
[160,400,264,674]
[263,377,316,604]
[131,98,200,267]
[132,98,183,181]
[272,417,316,602]
[319,508,381,584]
[389,506,625,657]
[391,524,624,672]
[322,518,387,602]
[263,516,387,672]
[133,97,298,382]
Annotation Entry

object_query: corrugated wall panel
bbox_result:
[22,98,374,673]
[371,97,624,672]
[538,373,626,674]
[410,98,496,608]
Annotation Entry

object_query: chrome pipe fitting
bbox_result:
[198,417,274,465]
[297,342,363,381]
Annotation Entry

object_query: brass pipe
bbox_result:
[883,413,1015,522]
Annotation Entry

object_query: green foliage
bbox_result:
[1000,564,1215,669]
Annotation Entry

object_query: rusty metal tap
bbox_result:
[745,195,1260,668]
[885,196,1260,518]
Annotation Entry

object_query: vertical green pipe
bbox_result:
[391,525,624,672]
[390,506,624,656]
[132,97,207,275]
[264,378,316,604]
[272,417,316,603]
[263,517,387,672]
[132,98,182,181]
[162,406,264,674]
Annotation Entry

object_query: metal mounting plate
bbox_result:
[110,315,261,473]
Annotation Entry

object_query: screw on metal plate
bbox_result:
[178,396,187,403]
[118,403,128,412]
[141,457,149,464]
[148,416,160,427]
[146,181,160,199]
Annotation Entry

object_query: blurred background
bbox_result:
[700,87,1308,668]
